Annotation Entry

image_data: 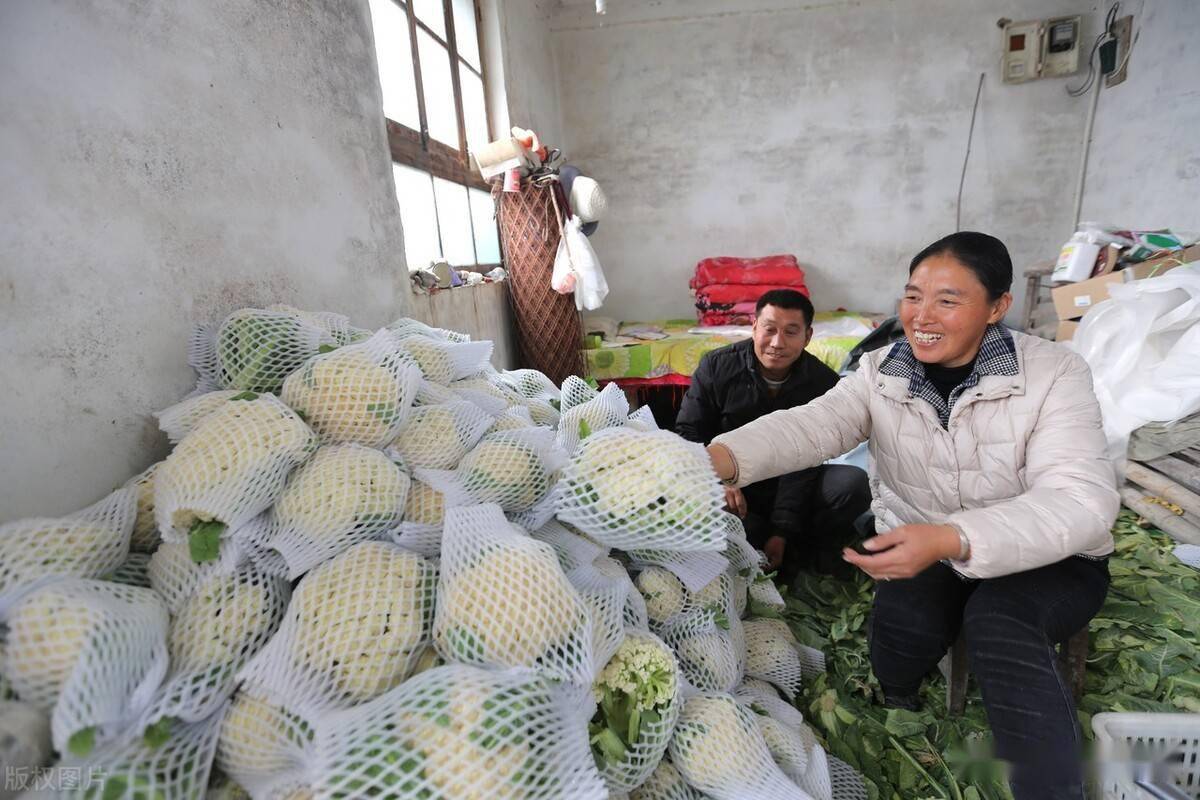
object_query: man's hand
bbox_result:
[723,486,747,518]
[764,535,786,571]
[842,524,960,581]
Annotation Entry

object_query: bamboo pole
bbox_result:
[1119,486,1200,545]
[1126,461,1200,518]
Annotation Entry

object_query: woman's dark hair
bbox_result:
[908,231,1012,301]
[755,289,814,327]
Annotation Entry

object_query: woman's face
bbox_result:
[900,253,1012,367]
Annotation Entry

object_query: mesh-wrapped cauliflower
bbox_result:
[452,434,552,511]
[169,576,279,671]
[674,632,742,693]
[154,392,317,542]
[387,317,471,343]
[218,690,312,778]
[636,567,686,624]
[217,308,332,393]
[265,304,352,345]
[155,390,245,445]
[3,587,92,708]
[280,333,418,447]
[403,479,445,526]
[629,760,701,800]
[437,548,584,668]
[125,463,161,552]
[389,402,490,470]
[488,406,535,433]
[752,708,810,780]
[743,619,804,699]
[290,542,436,703]
[399,335,490,385]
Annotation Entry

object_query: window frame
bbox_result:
[376,0,501,272]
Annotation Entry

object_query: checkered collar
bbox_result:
[878,324,1019,427]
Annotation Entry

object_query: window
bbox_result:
[368,0,501,273]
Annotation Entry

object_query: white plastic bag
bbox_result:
[1073,264,1200,470]
[553,215,609,311]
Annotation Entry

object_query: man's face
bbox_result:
[752,304,812,375]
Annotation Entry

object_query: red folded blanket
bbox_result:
[699,310,753,326]
[695,282,809,308]
[690,255,806,289]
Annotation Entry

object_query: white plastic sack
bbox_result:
[1073,264,1200,470]
[312,664,607,800]
[435,504,594,684]
[280,329,422,447]
[154,392,317,543]
[557,428,728,553]
[0,487,135,614]
[263,443,410,578]
[3,579,169,756]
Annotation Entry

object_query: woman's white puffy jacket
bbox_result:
[712,331,1118,579]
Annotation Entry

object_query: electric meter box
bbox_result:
[1002,15,1082,84]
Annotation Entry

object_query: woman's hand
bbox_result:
[842,524,961,580]
[723,486,746,518]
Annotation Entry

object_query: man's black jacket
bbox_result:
[675,338,839,446]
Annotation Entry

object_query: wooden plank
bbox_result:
[1120,485,1200,545]
[1144,454,1200,495]
[1127,461,1200,518]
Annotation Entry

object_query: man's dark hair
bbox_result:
[908,231,1013,301]
[755,289,814,328]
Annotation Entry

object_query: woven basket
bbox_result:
[494,180,584,386]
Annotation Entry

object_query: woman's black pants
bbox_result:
[869,556,1110,800]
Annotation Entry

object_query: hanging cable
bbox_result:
[1068,2,1120,97]
[956,72,986,232]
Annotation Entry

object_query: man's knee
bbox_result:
[820,465,871,513]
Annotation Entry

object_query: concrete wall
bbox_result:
[0,1,409,519]
[491,0,568,152]
[550,0,1108,322]
[1079,0,1200,229]
[409,282,520,368]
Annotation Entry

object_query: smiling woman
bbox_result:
[704,231,1120,800]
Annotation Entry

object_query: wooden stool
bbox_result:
[947,628,1090,716]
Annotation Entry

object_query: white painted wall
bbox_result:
[0,1,410,519]
[550,0,1111,322]
[1079,0,1200,229]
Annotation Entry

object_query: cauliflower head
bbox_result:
[635,568,685,624]
[390,404,478,469]
[438,547,584,667]
[629,760,694,800]
[673,632,740,692]
[0,517,129,599]
[400,336,456,384]
[218,691,311,777]
[273,444,407,536]
[404,479,445,526]
[127,464,161,552]
[281,349,410,446]
[217,308,324,393]
[156,394,316,535]
[669,695,770,793]
[169,575,277,670]
[458,437,549,510]
[4,587,92,709]
[753,711,809,778]
[291,542,435,702]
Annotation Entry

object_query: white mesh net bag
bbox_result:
[265,304,352,346]
[147,540,245,616]
[0,487,135,614]
[215,307,336,394]
[41,704,225,800]
[796,744,833,800]
[396,334,493,385]
[590,630,681,793]
[499,368,560,404]
[743,619,805,700]
[312,664,607,800]
[0,700,52,788]
[449,375,522,414]
[737,692,819,783]
[629,550,729,594]
[154,392,317,546]
[2,579,169,756]
[187,323,224,396]
[387,316,472,343]
[387,400,493,470]
[123,463,162,553]
[556,428,727,553]
[561,375,599,411]
[240,541,437,707]
[629,759,704,800]
[155,390,244,445]
[103,552,154,589]
[217,686,317,799]
[262,443,409,579]
[434,504,594,684]
[722,515,765,574]
[625,406,660,432]
[668,693,810,800]
[414,378,459,407]
[280,329,422,448]
[530,519,608,573]
[828,755,870,800]
[659,579,744,695]
[733,677,784,705]
[488,404,535,433]
[731,574,749,620]
[143,563,290,727]
[557,382,630,455]
[570,556,641,672]
[523,397,562,427]
[389,477,445,557]
[748,571,787,615]
[419,427,566,513]
[635,567,688,627]
[506,478,562,531]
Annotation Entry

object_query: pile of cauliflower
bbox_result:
[0,305,857,800]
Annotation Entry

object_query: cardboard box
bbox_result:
[1050,243,1200,320]
[1055,320,1079,342]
